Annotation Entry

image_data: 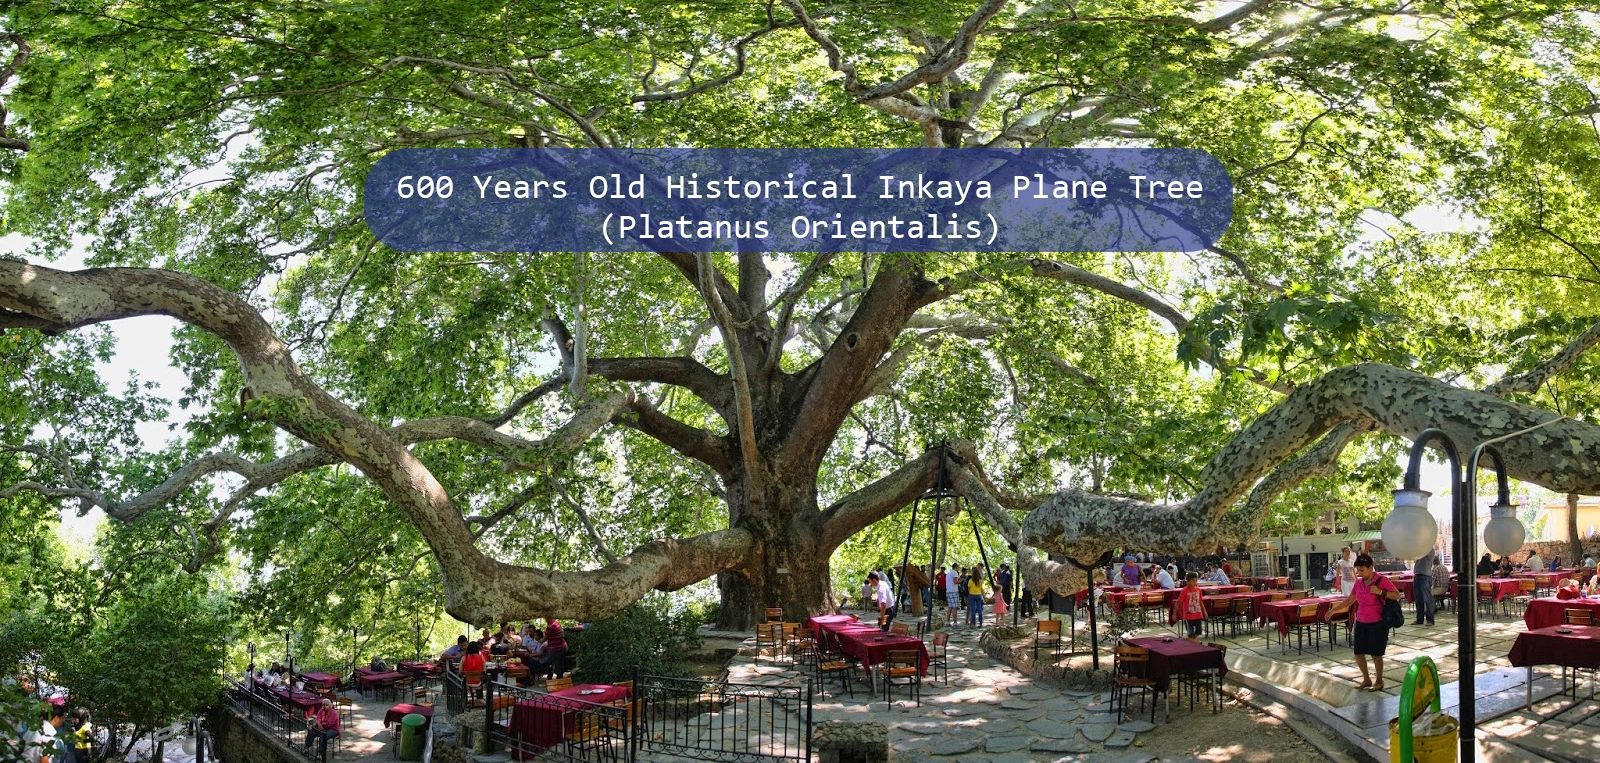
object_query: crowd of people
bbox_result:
[1109,554,1234,589]
[17,700,94,763]
[853,562,1017,629]
[441,618,570,685]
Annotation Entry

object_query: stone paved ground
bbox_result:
[716,617,1334,763]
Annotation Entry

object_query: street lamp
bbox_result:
[1385,419,1565,763]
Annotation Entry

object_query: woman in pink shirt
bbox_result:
[1345,553,1402,692]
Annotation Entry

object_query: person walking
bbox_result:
[1345,553,1402,692]
[1177,573,1206,641]
[1412,548,1437,626]
[1335,547,1357,596]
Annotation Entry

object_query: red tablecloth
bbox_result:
[299,672,338,689]
[383,703,434,728]
[1523,597,1600,630]
[1073,584,1133,607]
[1477,577,1524,603]
[808,616,928,675]
[267,686,323,715]
[507,684,630,754]
[804,614,860,640]
[399,660,438,676]
[1123,637,1228,693]
[1256,595,1345,635]
[1108,584,1249,615]
[1165,591,1272,625]
[354,668,406,689]
[1508,624,1600,671]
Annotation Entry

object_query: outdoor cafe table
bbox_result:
[1508,624,1600,708]
[267,686,323,716]
[398,660,438,678]
[1109,584,1250,614]
[1165,590,1275,625]
[507,683,630,754]
[1256,594,1346,635]
[1383,572,1456,603]
[1523,597,1600,630]
[804,614,860,639]
[806,615,929,678]
[298,672,338,690]
[382,703,434,729]
[1513,568,1577,582]
[1478,577,1524,603]
[353,666,406,693]
[1122,636,1228,701]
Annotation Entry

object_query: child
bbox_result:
[1179,572,1206,641]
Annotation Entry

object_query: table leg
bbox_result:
[1526,666,1532,710]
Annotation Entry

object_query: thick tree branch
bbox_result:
[1485,318,1600,396]
[817,447,944,551]
[613,397,736,476]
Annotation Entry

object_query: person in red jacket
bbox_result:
[1178,573,1207,641]
[543,619,569,679]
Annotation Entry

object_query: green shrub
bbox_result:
[571,598,702,684]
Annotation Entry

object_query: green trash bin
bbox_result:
[398,713,427,761]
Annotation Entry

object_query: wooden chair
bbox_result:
[1268,592,1289,602]
[1033,619,1063,664]
[563,714,613,759]
[412,682,434,707]
[463,669,485,707]
[755,622,783,663]
[615,680,634,691]
[337,697,354,728]
[812,636,853,698]
[546,676,573,692]
[1514,579,1537,614]
[1535,574,1558,598]
[1477,581,1499,620]
[1176,643,1227,714]
[1111,645,1161,723]
[1561,610,1598,699]
[1321,599,1353,648]
[881,650,921,707]
[889,622,910,636]
[781,622,804,662]
[1202,598,1231,639]
[928,632,949,684]
[1566,609,1594,625]
[1284,603,1321,654]
[1227,597,1251,636]
[765,607,784,622]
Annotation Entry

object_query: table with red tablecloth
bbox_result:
[1523,597,1600,630]
[1109,584,1249,615]
[353,667,406,691]
[506,684,630,755]
[1256,595,1346,635]
[267,686,323,715]
[1122,637,1228,693]
[1383,572,1456,603]
[1165,590,1274,625]
[1073,584,1133,607]
[299,672,338,689]
[1477,577,1524,603]
[1508,624,1600,708]
[806,616,928,675]
[383,703,434,728]
[399,660,438,678]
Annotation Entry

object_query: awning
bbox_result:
[1342,530,1383,542]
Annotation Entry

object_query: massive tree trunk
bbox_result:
[1570,493,1584,563]
[714,474,831,630]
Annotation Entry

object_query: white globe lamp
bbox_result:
[1384,488,1439,561]
[1482,501,1525,558]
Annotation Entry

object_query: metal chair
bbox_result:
[812,636,853,698]
[1176,642,1227,714]
[881,650,921,707]
[1321,599,1353,647]
[1284,603,1321,654]
[1111,645,1161,723]
[1033,619,1063,664]
[1561,610,1597,699]
[546,676,573,692]
[927,632,949,684]
[1476,581,1499,620]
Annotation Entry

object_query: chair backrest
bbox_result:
[1230,598,1250,615]
[932,631,949,647]
[765,608,784,622]
[782,622,801,640]
[1112,645,1150,674]
[1325,600,1352,620]
[886,649,918,667]
[1296,603,1319,620]
[1205,598,1230,616]
[1036,619,1061,635]
[464,669,484,686]
[1269,592,1288,601]
[1566,609,1594,625]
[756,624,777,644]
[890,622,909,636]
[1477,581,1494,595]
[1204,642,1228,659]
[615,680,634,690]
[1520,579,1537,592]
[547,676,574,692]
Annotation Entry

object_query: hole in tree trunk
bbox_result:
[845,332,859,350]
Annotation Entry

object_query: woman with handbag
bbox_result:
[1345,553,1403,692]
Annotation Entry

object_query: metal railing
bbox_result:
[223,678,312,757]
[635,674,811,763]
[483,680,633,763]
[442,665,467,715]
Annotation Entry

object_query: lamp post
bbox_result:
[1384,419,1565,762]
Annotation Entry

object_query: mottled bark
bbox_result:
[1024,363,1600,559]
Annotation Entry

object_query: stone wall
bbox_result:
[978,626,1114,692]
[1510,538,1600,566]
[205,706,303,763]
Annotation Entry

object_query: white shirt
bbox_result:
[1584,556,1596,569]
[945,572,961,593]
[1526,554,1545,570]
[875,579,894,608]
[29,721,58,763]
[1155,568,1176,589]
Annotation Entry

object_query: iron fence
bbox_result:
[483,680,634,763]
[223,678,311,755]
[634,673,811,763]
[442,665,467,715]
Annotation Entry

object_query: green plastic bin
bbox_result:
[398,713,427,760]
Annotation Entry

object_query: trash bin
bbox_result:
[398,713,427,761]
[1388,715,1458,763]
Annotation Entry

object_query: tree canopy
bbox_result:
[1,0,1599,631]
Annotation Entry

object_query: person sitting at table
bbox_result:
[1550,556,1562,572]
[489,633,511,656]
[1202,563,1230,585]
[441,635,467,662]
[1155,564,1177,590]
[302,698,340,760]
[1585,574,1600,597]
[1526,550,1545,572]
[1476,552,1496,576]
[1344,553,1402,692]
[544,619,569,679]
[522,628,549,675]
[1119,555,1141,589]
[1557,578,1583,600]
[1584,553,1596,570]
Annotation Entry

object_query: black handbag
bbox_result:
[1381,597,1405,629]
